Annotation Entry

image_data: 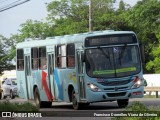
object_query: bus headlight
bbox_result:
[87,83,101,92]
[131,77,142,89]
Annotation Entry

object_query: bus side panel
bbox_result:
[54,69,64,101]
[38,70,50,102]
[57,69,77,102]
[32,70,41,99]
[17,71,28,99]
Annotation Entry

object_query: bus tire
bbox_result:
[0,92,2,100]
[10,90,15,99]
[41,102,52,108]
[34,87,52,108]
[82,103,90,106]
[34,87,41,108]
[0,92,4,99]
[72,90,81,110]
[117,99,129,108]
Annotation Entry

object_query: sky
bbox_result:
[0,0,139,38]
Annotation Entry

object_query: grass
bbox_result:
[0,100,39,112]
[144,95,157,98]
[112,102,160,120]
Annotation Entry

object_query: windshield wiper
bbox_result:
[97,46,111,63]
[119,44,127,65]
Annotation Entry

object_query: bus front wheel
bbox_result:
[117,99,129,108]
[72,90,81,110]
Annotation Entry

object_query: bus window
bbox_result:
[31,48,39,70]
[67,44,75,68]
[39,47,47,70]
[56,45,66,68]
[17,49,24,71]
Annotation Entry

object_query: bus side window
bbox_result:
[31,48,39,70]
[67,44,75,68]
[57,55,62,67]
[39,47,47,70]
[56,45,66,68]
[17,49,24,71]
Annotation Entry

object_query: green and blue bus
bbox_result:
[16,30,144,109]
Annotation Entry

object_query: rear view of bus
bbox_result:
[78,31,144,109]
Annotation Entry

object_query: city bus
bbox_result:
[16,30,144,109]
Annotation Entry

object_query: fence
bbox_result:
[144,87,160,98]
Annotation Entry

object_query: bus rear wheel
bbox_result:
[117,99,129,108]
[34,87,52,108]
[34,87,40,108]
[72,90,81,110]
[10,91,15,99]
[0,92,2,99]
[0,92,5,99]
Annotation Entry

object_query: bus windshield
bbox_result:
[86,45,141,78]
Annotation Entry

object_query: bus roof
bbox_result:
[16,30,135,49]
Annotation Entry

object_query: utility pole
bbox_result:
[89,0,93,32]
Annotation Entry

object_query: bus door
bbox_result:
[76,49,86,101]
[47,53,57,101]
[24,54,32,99]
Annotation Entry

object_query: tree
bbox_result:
[19,20,54,39]
[0,35,15,75]
[4,20,55,64]
[122,0,160,73]
[118,0,125,11]
[46,0,116,35]
[146,26,160,73]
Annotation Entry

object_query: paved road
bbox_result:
[1,98,160,120]
[3,97,159,111]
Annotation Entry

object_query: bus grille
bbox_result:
[98,80,130,86]
[107,92,126,97]
[104,87,128,91]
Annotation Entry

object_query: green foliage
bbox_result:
[118,0,125,11]
[112,102,160,120]
[47,0,116,35]
[19,20,54,39]
[122,0,160,73]
[0,35,15,75]
[0,101,38,111]
[125,101,149,111]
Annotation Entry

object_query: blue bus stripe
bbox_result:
[54,69,63,100]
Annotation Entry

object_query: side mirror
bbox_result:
[139,44,145,63]
[144,79,147,86]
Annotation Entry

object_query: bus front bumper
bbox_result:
[86,86,144,103]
